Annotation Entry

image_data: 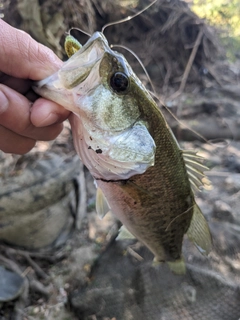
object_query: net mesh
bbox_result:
[70,219,240,320]
[69,171,240,320]
[1,1,240,319]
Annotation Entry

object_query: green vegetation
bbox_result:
[192,0,240,36]
[191,0,240,59]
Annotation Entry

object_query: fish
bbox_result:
[33,31,212,274]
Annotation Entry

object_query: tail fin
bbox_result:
[153,257,186,275]
[167,258,186,275]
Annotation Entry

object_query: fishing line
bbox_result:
[149,90,229,148]
[67,0,158,38]
[165,206,193,232]
[110,44,157,96]
[104,0,226,149]
[66,0,228,150]
[67,27,91,38]
[66,1,158,51]
[111,47,227,150]
[101,0,158,33]
[110,45,209,146]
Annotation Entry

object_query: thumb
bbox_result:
[0,19,62,80]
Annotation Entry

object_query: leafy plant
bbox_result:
[191,0,240,59]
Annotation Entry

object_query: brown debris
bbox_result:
[2,0,221,95]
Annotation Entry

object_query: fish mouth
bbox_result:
[33,32,111,111]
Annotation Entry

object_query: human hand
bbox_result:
[0,19,70,154]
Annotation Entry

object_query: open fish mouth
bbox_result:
[33,31,156,180]
[33,32,112,111]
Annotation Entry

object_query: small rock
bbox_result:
[213,200,234,223]
[33,307,40,314]
[0,266,24,302]
[225,175,240,193]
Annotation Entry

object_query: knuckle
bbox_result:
[1,140,36,155]
[43,124,63,141]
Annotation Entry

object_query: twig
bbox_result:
[76,162,87,229]
[205,62,223,87]
[127,247,144,262]
[0,253,23,275]
[0,254,29,320]
[23,253,49,280]
[4,247,49,280]
[169,27,204,105]
[206,171,240,177]
[29,279,52,298]
[13,279,29,320]
[162,60,172,94]
[1,245,67,262]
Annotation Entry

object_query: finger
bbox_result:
[0,19,62,80]
[0,125,36,155]
[0,73,41,101]
[0,84,64,141]
[0,73,31,94]
[31,98,70,127]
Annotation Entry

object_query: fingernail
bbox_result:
[46,112,60,125]
[38,112,60,127]
[0,90,9,114]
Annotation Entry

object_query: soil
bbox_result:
[1,1,240,319]
[1,87,240,320]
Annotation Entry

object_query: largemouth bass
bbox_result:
[34,31,212,274]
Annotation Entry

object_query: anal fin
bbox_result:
[96,187,111,219]
[116,225,136,241]
[187,202,212,255]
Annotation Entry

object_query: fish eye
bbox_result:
[110,72,129,93]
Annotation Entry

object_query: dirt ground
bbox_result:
[1,1,240,319]
[1,83,240,319]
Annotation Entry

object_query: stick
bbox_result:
[170,26,204,105]
[4,247,49,280]
[76,162,87,230]
[1,245,67,262]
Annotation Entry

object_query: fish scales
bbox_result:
[97,100,193,262]
[34,31,212,273]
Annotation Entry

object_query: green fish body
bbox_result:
[34,32,211,273]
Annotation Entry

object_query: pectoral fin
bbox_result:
[96,187,111,219]
[116,225,136,241]
[187,202,212,255]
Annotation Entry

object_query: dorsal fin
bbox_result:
[182,150,211,192]
[96,187,111,219]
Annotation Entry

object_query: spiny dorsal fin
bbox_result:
[182,150,211,192]
[116,225,136,241]
[96,187,111,219]
[187,202,212,255]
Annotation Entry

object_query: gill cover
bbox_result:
[35,32,156,180]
